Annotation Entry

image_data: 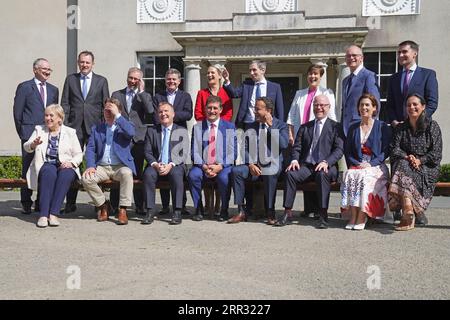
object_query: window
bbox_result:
[137,54,185,96]
[364,51,401,121]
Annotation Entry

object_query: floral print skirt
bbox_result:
[341,164,390,219]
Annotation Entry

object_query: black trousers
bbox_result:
[144,165,185,210]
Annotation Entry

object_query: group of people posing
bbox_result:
[13,40,442,231]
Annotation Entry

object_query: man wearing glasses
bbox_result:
[13,58,59,214]
[341,45,380,136]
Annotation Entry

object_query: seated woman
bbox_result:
[24,104,82,228]
[341,93,391,230]
[388,93,442,231]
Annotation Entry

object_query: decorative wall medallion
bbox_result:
[137,0,185,23]
[246,0,296,13]
[362,0,420,16]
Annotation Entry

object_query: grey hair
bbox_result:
[33,58,48,69]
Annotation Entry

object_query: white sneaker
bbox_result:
[48,215,60,227]
[37,217,48,228]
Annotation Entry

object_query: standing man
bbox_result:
[227,97,288,225]
[141,102,189,225]
[223,60,284,127]
[282,95,344,229]
[153,68,193,215]
[189,95,237,222]
[61,50,109,213]
[341,45,380,136]
[81,98,135,225]
[387,40,438,126]
[13,58,59,214]
[111,67,154,215]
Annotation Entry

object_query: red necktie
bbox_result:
[39,82,45,104]
[208,123,216,164]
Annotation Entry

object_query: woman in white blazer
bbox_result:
[23,104,82,228]
[287,64,337,145]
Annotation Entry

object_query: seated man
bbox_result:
[82,98,136,225]
[189,95,237,222]
[141,102,188,225]
[282,95,344,228]
[228,97,288,225]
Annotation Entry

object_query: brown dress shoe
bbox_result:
[227,212,247,224]
[117,207,128,225]
[97,202,109,222]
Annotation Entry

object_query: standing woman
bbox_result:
[24,104,83,228]
[388,93,442,231]
[340,94,391,230]
[194,64,234,216]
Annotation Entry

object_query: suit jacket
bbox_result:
[191,119,237,168]
[341,67,380,136]
[224,79,284,123]
[153,90,193,128]
[387,66,438,122]
[61,72,109,140]
[85,116,136,175]
[13,79,59,141]
[244,117,289,168]
[144,123,188,167]
[23,125,82,190]
[112,88,154,144]
[344,119,392,168]
[292,118,344,168]
[287,86,336,137]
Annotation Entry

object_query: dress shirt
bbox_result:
[99,114,122,166]
[400,63,417,93]
[166,89,177,105]
[245,79,268,123]
[80,71,93,97]
[151,124,175,167]
[34,78,47,105]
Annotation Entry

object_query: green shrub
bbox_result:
[0,156,22,179]
[440,164,450,182]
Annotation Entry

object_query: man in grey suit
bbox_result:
[110,67,154,215]
[13,58,59,214]
[61,50,110,213]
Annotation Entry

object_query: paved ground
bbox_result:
[0,190,449,300]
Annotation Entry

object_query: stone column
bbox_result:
[335,57,351,123]
[183,59,202,135]
[310,58,329,88]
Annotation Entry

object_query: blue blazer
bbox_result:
[244,117,289,166]
[153,90,193,128]
[191,119,237,168]
[341,67,380,136]
[387,66,438,123]
[224,80,284,123]
[13,79,59,141]
[344,120,392,168]
[85,116,136,175]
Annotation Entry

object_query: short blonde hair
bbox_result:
[45,104,65,124]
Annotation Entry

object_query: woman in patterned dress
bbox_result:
[341,93,392,230]
[389,93,442,231]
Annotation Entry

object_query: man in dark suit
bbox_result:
[153,68,192,215]
[387,40,438,126]
[81,98,135,225]
[223,60,284,125]
[13,58,59,213]
[61,50,109,213]
[111,67,154,215]
[228,97,288,225]
[189,95,237,222]
[282,95,344,229]
[141,102,188,225]
[342,45,380,136]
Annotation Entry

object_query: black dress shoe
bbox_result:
[316,217,329,229]
[64,203,77,214]
[159,207,170,215]
[217,210,228,222]
[393,210,402,221]
[170,210,182,225]
[22,204,32,214]
[192,214,203,221]
[181,207,191,216]
[415,213,428,226]
[141,210,155,225]
[274,211,288,227]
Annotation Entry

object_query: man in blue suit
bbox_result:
[387,40,438,126]
[13,58,59,214]
[228,97,289,225]
[341,45,380,136]
[82,98,136,225]
[189,95,237,222]
[223,60,284,126]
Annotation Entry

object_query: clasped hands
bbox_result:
[153,162,174,176]
[406,154,421,170]
[202,164,223,178]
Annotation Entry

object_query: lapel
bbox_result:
[85,73,95,100]
[156,124,162,154]
[173,90,181,108]
[407,67,421,94]
[121,88,130,116]
[75,73,83,98]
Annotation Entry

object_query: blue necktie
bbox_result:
[255,83,261,100]
[346,74,354,97]
[161,127,170,164]
[82,75,88,100]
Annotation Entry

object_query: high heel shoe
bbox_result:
[345,223,355,230]
[395,204,415,231]
[353,217,367,231]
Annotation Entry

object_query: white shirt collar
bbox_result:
[207,118,220,128]
[352,64,364,76]
[34,78,45,86]
[255,78,267,85]
[403,63,417,72]
[80,71,93,79]
[315,117,328,125]
[162,124,173,131]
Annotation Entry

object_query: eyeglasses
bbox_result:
[313,104,330,108]
[345,54,362,58]
[38,67,53,73]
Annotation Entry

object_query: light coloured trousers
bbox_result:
[82,165,133,207]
